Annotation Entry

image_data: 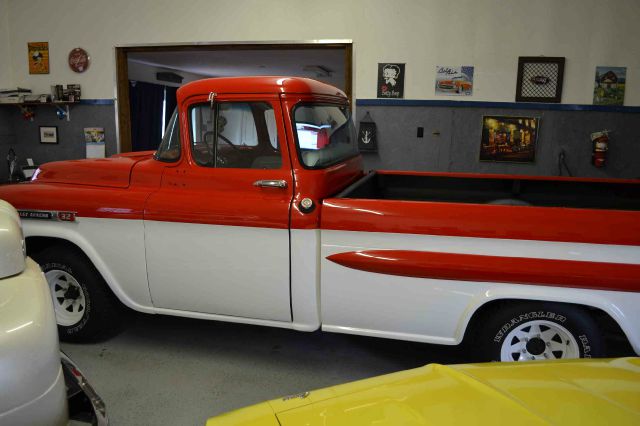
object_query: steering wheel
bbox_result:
[197,132,227,167]
[217,133,241,151]
[203,131,241,151]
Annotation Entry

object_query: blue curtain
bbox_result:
[129,81,166,152]
[165,85,178,123]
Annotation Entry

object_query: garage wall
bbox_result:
[0,0,11,89]
[3,0,639,104]
[356,106,640,179]
[0,108,14,179]
[0,0,638,179]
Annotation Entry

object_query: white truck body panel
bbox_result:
[320,230,640,352]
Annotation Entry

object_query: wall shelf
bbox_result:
[0,101,80,121]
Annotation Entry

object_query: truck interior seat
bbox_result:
[302,151,321,167]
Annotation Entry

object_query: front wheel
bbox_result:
[33,245,124,342]
[473,302,605,362]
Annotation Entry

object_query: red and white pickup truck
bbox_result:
[1,77,639,362]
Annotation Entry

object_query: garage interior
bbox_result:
[0,1,639,425]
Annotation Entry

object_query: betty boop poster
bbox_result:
[377,63,405,98]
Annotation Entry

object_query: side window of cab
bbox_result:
[189,102,281,169]
[155,109,181,162]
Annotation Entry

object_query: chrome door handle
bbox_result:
[253,179,288,189]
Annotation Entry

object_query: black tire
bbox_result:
[472,301,605,362]
[32,245,125,342]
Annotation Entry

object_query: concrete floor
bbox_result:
[61,313,471,426]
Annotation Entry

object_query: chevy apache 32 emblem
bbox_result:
[18,210,76,222]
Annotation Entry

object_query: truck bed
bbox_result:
[335,171,640,211]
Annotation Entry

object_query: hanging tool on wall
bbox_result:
[557,149,573,177]
[18,106,34,121]
[55,104,69,120]
[6,148,25,182]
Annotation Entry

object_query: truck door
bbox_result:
[144,94,293,322]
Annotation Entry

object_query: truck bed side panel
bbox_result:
[321,198,640,246]
[319,197,640,352]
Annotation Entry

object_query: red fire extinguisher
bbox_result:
[590,130,610,168]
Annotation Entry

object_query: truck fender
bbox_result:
[457,284,640,354]
[23,219,155,314]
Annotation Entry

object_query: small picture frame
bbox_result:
[515,57,565,103]
[39,126,58,144]
[377,63,405,98]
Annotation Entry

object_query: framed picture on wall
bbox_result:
[377,63,405,98]
[515,57,565,103]
[39,126,58,144]
[435,65,474,96]
[28,42,50,74]
[594,66,626,106]
[479,116,539,163]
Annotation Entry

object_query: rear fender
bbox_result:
[459,285,640,354]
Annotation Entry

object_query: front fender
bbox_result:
[23,217,154,313]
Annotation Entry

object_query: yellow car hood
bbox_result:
[207,358,640,426]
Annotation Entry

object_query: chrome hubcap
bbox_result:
[500,320,579,361]
[45,270,86,326]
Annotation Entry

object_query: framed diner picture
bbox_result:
[479,116,539,163]
[39,126,58,144]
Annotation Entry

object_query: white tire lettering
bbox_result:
[493,310,568,342]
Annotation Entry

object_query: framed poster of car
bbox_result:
[515,57,565,103]
[435,66,474,96]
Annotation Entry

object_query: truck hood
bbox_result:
[33,151,155,188]
[206,358,640,425]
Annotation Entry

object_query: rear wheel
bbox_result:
[33,245,124,341]
[473,301,605,362]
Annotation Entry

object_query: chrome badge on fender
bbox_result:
[18,210,76,222]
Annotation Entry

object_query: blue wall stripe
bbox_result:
[79,99,115,105]
[356,98,640,113]
[76,98,639,113]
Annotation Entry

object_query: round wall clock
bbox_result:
[68,48,90,73]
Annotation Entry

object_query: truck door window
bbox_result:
[155,109,180,162]
[189,102,281,169]
[293,104,358,169]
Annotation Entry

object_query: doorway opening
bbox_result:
[115,41,353,153]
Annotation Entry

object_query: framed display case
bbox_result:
[515,57,565,103]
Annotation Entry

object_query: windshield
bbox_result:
[293,104,358,169]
